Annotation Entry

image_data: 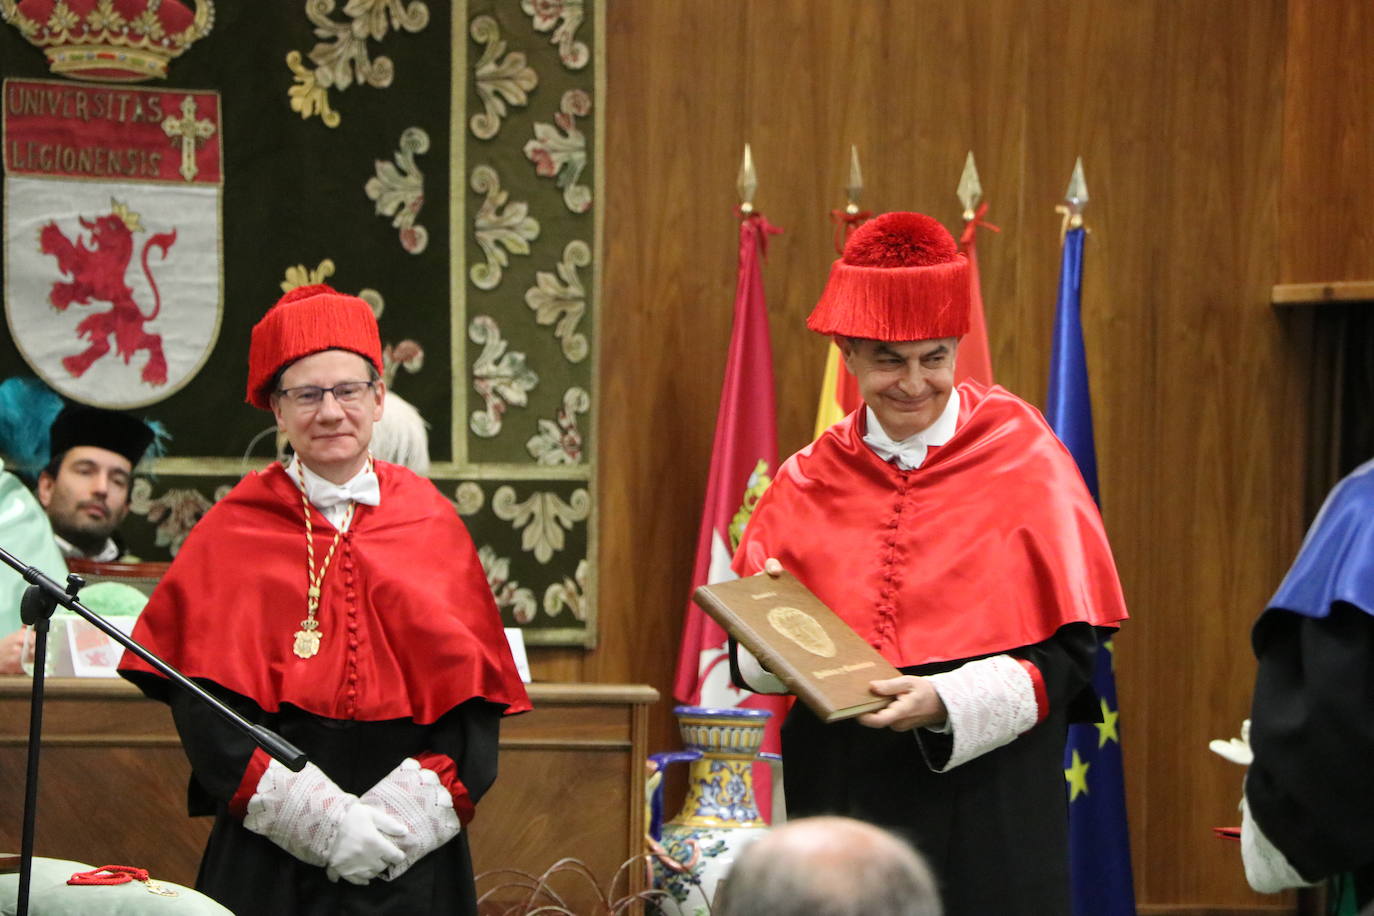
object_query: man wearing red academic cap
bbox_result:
[120,285,530,915]
[730,213,1128,914]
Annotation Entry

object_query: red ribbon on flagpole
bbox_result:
[739,208,783,259]
[959,201,1001,249]
[829,208,872,255]
[957,202,997,387]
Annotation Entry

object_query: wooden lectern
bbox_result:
[0,678,658,913]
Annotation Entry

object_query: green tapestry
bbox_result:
[0,0,600,645]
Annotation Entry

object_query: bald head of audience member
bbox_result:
[717,816,942,916]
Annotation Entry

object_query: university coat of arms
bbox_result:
[3,78,223,408]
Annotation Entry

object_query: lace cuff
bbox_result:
[1241,795,1317,893]
[924,655,1038,771]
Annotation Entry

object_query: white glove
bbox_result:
[1209,719,1254,766]
[242,760,354,867]
[360,757,462,880]
[324,802,408,885]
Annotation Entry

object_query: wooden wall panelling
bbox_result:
[1047,2,1298,908]
[470,684,657,910]
[1280,0,1374,284]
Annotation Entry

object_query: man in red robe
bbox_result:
[120,285,529,915]
[730,213,1128,914]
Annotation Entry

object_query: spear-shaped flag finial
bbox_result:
[844,145,864,215]
[738,143,758,215]
[1056,157,1089,239]
[958,151,983,221]
[1064,156,1089,223]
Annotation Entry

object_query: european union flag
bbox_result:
[1046,224,1137,916]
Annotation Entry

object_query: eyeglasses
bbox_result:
[275,380,376,408]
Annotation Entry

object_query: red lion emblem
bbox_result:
[38,200,176,386]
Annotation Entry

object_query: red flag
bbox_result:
[956,202,998,386]
[673,208,789,820]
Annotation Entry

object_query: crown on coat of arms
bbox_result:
[1,0,214,83]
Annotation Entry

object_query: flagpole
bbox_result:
[830,145,869,255]
[814,147,867,439]
[1046,157,1098,494]
[958,150,982,223]
[738,142,757,216]
[955,151,996,386]
[671,142,787,824]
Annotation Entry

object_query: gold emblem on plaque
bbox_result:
[767,606,837,658]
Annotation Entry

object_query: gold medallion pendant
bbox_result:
[291,465,359,660]
[294,619,322,659]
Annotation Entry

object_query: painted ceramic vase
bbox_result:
[653,705,771,915]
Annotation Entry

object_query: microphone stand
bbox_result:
[1,544,308,916]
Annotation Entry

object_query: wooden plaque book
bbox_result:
[693,572,900,722]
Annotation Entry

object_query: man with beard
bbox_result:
[37,405,154,562]
[0,395,148,673]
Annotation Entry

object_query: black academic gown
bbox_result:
[777,623,1099,916]
[170,682,502,916]
[1244,461,1374,906]
[1246,603,1374,907]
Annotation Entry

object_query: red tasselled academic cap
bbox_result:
[807,211,971,341]
[244,285,383,410]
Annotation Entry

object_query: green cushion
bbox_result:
[0,858,230,915]
[65,582,149,618]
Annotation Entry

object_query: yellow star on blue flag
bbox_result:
[1096,699,1120,748]
[1064,749,1091,801]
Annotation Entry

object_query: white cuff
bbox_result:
[733,643,787,694]
[1241,794,1316,893]
[924,655,1038,771]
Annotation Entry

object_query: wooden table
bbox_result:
[0,678,658,911]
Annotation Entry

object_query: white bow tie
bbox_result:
[306,472,381,510]
[864,435,929,471]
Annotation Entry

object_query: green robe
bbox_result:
[0,462,68,633]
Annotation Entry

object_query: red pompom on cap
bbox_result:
[244,285,384,410]
[843,212,960,268]
[807,211,971,341]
